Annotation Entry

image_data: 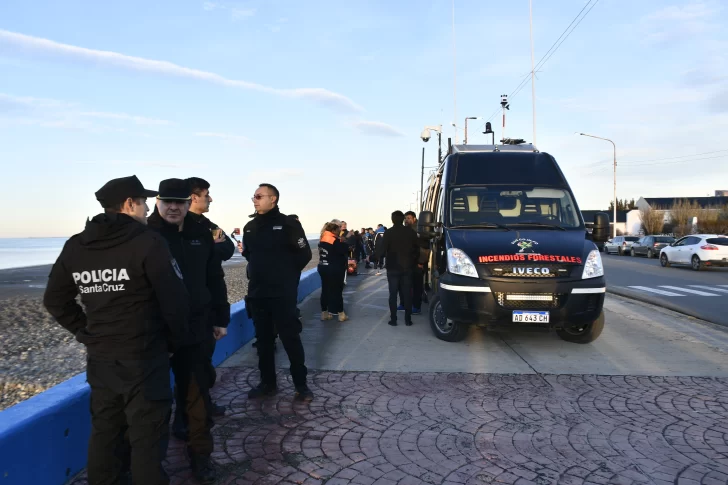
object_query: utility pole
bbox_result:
[420,147,425,212]
[452,0,458,144]
[579,133,617,238]
[529,0,537,145]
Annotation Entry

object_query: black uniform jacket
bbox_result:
[375,223,419,274]
[187,211,233,326]
[43,213,191,360]
[242,207,311,299]
[147,209,229,346]
[187,212,236,263]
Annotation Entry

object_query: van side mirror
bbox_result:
[592,212,610,242]
[418,210,437,237]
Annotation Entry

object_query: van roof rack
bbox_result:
[452,142,539,153]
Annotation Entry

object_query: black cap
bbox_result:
[157,178,192,201]
[95,175,157,208]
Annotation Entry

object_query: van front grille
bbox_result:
[495,292,563,310]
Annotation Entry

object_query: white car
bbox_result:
[659,234,728,271]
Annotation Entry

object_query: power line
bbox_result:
[481,0,601,129]
[579,149,728,175]
[582,154,728,177]
[620,149,728,165]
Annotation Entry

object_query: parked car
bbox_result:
[604,236,639,255]
[660,234,728,271]
[630,235,675,258]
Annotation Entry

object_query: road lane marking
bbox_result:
[628,286,685,296]
[659,286,720,296]
[689,285,728,294]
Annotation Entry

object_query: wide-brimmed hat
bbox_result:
[156,179,192,201]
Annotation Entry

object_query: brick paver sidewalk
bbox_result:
[70,367,728,485]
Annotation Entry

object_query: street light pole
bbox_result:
[463,116,478,145]
[579,133,617,238]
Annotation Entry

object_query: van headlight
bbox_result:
[582,250,604,279]
[447,248,478,278]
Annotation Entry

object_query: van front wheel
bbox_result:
[556,312,604,344]
[429,295,468,342]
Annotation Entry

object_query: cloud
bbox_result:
[707,89,728,113]
[0,29,364,114]
[0,92,172,131]
[246,168,305,182]
[352,121,405,137]
[73,160,194,168]
[194,131,250,144]
[640,1,720,46]
[231,8,256,19]
[78,111,171,125]
[201,2,255,19]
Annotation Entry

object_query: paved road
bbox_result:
[224,268,728,377]
[602,251,728,327]
[69,269,728,485]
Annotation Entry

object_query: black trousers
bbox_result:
[170,344,214,456]
[86,356,172,485]
[412,267,424,310]
[388,272,412,322]
[249,296,308,388]
[318,267,345,313]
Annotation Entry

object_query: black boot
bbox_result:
[294,384,314,402]
[187,450,216,484]
[212,402,226,417]
[172,406,188,441]
[247,382,278,399]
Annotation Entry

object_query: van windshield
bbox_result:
[448,186,583,229]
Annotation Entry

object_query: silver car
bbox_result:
[604,236,640,255]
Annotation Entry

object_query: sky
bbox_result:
[1,0,727,238]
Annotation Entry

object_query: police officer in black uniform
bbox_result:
[242,183,313,401]
[185,177,233,420]
[147,179,228,484]
[43,175,190,485]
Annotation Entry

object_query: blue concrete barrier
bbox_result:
[0,267,321,485]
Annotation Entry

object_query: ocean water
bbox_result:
[0,235,322,270]
[0,238,69,270]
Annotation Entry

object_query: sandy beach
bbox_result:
[0,250,320,411]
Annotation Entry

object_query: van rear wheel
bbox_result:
[429,295,468,342]
[557,312,604,344]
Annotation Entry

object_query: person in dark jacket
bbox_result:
[318,220,349,322]
[43,175,190,485]
[186,177,233,418]
[242,183,313,401]
[375,211,419,326]
[147,178,228,484]
[404,211,431,314]
[373,224,387,274]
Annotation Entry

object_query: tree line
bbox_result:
[639,200,728,237]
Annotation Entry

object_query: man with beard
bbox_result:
[147,178,228,484]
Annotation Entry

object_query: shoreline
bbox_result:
[0,251,320,411]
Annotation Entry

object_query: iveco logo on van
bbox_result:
[513,267,549,275]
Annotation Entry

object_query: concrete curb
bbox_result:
[607,286,727,328]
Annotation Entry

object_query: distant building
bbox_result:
[716,190,728,197]
[636,195,728,211]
